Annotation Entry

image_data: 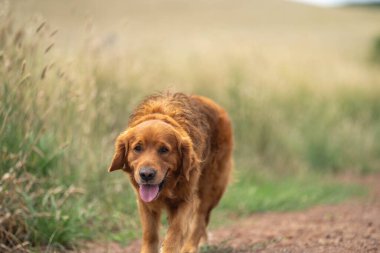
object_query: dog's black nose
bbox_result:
[139,167,156,182]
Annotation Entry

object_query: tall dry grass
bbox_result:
[0,17,93,251]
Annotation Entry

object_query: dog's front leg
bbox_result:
[138,201,161,253]
[161,202,192,253]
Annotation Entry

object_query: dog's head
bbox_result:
[108,119,197,203]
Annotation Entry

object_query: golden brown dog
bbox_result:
[108,93,233,253]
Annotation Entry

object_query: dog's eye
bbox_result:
[158,146,169,154]
[133,144,143,153]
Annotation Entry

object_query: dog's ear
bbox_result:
[177,134,199,181]
[108,131,130,172]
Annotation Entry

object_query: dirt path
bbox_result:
[81,175,380,253]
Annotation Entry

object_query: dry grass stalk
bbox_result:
[41,66,47,79]
[0,169,30,252]
[45,43,54,54]
[35,22,45,34]
[50,30,58,37]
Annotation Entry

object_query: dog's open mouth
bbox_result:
[139,176,166,203]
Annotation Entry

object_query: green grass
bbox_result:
[217,173,364,216]
[1,3,380,251]
[371,35,380,64]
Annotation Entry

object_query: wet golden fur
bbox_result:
[108,93,233,253]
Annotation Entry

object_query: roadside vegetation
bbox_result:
[1,3,380,251]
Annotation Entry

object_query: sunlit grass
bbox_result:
[218,173,364,216]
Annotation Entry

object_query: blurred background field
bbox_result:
[1,0,380,251]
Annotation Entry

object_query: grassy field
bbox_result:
[1,0,380,251]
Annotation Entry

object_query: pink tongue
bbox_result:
[139,185,159,202]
